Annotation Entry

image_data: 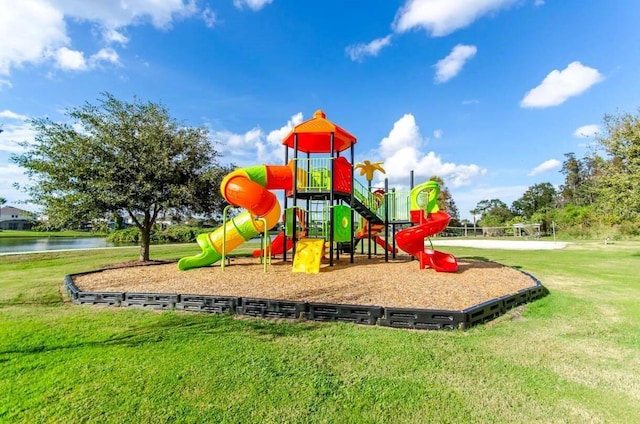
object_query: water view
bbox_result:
[0,237,116,254]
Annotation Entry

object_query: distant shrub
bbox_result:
[106,225,209,244]
[106,227,141,244]
[616,222,640,237]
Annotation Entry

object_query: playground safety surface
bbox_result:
[71,255,537,312]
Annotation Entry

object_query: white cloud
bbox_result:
[202,7,218,28]
[233,0,273,11]
[520,61,604,108]
[89,48,120,67]
[573,124,600,138]
[392,0,517,37]
[534,0,545,6]
[52,46,119,72]
[0,0,68,75]
[434,44,477,83]
[0,110,29,121]
[103,29,128,45]
[375,114,486,188]
[0,163,31,204]
[346,35,393,62]
[0,119,35,154]
[528,159,561,176]
[378,114,425,158]
[462,99,479,105]
[0,0,197,76]
[49,0,198,29]
[53,47,88,71]
[212,112,304,166]
[0,79,12,91]
[433,129,443,139]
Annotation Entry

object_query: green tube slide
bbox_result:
[177,210,260,271]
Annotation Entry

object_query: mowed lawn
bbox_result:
[1,241,639,423]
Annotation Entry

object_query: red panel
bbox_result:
[333,156,352,194]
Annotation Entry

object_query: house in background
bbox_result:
[0,206,36,230]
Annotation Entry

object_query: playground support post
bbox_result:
[329,131,335,267]
[221,204,234,272]
[291,133,299,260]
[349,143,355,263]
[257,217,270,272]
[283,144,289,262]
[384,178,389,263]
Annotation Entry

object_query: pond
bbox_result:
[0,237,117,254]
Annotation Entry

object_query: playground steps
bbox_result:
[335,192,384,225]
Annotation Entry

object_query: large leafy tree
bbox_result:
[558,152,604,207]
[511,182,557,219]
[471,199,513,227]
[12,93,231,261]
[594,109,640,223]
[558,152,582,206]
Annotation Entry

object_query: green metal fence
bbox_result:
[293,158,333,191]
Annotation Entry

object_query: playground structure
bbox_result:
[178,110,458,273]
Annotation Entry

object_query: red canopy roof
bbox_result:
[282,110,357,153]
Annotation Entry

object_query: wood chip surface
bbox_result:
[73,255,537,311]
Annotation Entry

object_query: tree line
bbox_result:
[468,109,640,238]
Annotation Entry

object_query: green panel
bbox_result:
[333,205,352,242]
[285,208,304,237]
[410,181,440,213]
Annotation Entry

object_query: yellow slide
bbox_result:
[292,238,325,274]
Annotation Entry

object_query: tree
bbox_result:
[594,109,640,223]
[12,93,230,261]
[511,182,557,219]
[472,199,513,226]
[558,152,604,207]
[0,196,5,221]
[558,152,581,206]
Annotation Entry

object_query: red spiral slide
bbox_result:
[395,210,458,272]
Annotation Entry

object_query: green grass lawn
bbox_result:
[1,241,639,423]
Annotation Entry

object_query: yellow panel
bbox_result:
[292,238,325,274]
[296,167,308,190]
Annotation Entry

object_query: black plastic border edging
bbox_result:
[122,292,179,310]
[177,294,240,314]
[63,267,548,331]
[306,303,383,325]
[378,307,467,330]
[236,298,306,319]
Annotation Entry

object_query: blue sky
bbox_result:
[1,0,639,221]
